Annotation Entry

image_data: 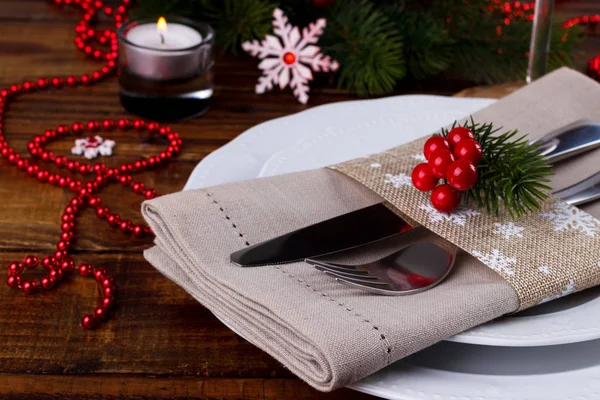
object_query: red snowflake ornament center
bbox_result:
[82,137,100,148]
[283,52,296,65]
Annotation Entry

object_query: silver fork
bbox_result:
[307,120,600,295]
[306,227,457,295]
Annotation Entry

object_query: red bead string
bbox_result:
[486,1,600,79]
[561,14,600,80]
[3,0,182,329]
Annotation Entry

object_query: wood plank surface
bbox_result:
[0,0,598,399]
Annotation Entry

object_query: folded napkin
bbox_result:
[143,68,600,391]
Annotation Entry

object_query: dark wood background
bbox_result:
[0,1,597,399]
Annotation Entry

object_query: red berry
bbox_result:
[454,139,483,166]
[431,184,461,213]
[447,159,478,191]
[423,136,450,160]
[447,127,475,148]
[428,149,456,179]
[411,163,439,192]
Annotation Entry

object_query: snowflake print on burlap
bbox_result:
[411,153,427,162]
[540,202,600,237]
[370,162,382,169]
[538,265,552,275]
[472,249,516,276]
[539,280,575,304]
[241,8,339,104]
[384,173,411,188]
[493,222,525,239]
[419,204,480,226]
[71,136,115,160]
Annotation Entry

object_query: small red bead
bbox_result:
[88,196,101,206]
[41,276,55,290]
[72,122,84,133]
[102,119,115,131]
[49,268,64,282]
[144,189,157,199]
[133,119,146,131]
[8,262,23,275]
[95,206,107,219]
[102,296,115,309]
[7,275,21,288]
[132,225,144,237]
[51,77,64,88]
[101,276,115,287]
[87,120,100,132]
[119,175,132,185]
[42,256,56,269]
[37,78,49,89]
[82,314,98,329]
[78,264,94,277]
[61,260,75,272]
[103,285,116,297]
[24,256,39,269]
[117,119,130,130]
[66,76,78,86]
[22,280,38,294]
[94,306,109,320]
[132,182,145,193]
[54,250,67,260]
[94,268,107,281]
[119,220,132,233]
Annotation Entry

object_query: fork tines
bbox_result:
[305,259,391,289]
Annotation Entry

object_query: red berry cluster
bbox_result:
[411,127,483,213]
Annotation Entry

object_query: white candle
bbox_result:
[124,17,205,81]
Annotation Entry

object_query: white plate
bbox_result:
[183,94,600,348]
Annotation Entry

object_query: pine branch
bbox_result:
[441,119,553,218]
[395,9,453,80]
[320,0,406,96]
[201,0,276,54]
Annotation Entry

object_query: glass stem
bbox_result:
[526,0,555,83]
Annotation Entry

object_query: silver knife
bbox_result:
[232,120,600,266]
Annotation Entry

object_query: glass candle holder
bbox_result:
[117,17,215,121]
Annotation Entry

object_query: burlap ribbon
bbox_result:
[331,121,600,312]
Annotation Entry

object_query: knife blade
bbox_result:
[230,204,407,266]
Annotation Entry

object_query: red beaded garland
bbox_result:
[3,0,181,330]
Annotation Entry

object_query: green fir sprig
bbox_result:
[441,119,553,218]
[135,0,584,96]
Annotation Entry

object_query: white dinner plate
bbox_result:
[184,95,600,348]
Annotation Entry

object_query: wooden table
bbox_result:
[0,1,597,399]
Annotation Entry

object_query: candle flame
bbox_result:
[157,17,167,33]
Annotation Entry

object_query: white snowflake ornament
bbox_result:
[241,8,339,104]
[71,136,115,160]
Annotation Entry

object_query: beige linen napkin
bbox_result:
[143,68,600,392]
